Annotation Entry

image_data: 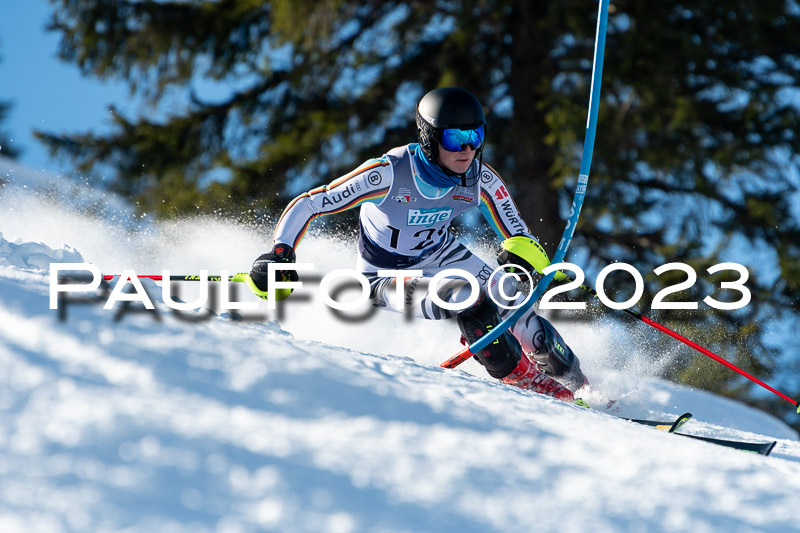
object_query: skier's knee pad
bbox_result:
[417,276,479,319]
[456,296,521,379]
[526,315,582,379]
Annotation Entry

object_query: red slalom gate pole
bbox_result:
[102,274,229,281]
[575,280,800,414]
[101,272,283,301]
[638,313,799,411]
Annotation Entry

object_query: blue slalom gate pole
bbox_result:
[442,0,610,369]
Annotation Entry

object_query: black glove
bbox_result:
[497,247,542,286]
[250,244,299,292]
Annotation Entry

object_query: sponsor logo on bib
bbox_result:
[391,195,418,203]
[407,207,453,226]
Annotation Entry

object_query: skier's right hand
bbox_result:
[249,243,299,292]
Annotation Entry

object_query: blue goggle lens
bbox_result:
[440,125,484,152]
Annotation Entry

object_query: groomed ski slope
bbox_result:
[2,157,800,533]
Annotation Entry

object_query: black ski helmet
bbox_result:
[416,87,486,169]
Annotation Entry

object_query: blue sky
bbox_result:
[0,1,133,172]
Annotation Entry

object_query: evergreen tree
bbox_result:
[37,0,800,429]
[0,100,17,159]
[0,41,20,159]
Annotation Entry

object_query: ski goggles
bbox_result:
[439,125,485,152]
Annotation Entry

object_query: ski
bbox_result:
[573,399,693,433]
[674,433,777,456]
[620,412,693,433]
[616,413,775,455]
[576,401,777,455]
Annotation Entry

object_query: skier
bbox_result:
[250,87,588,402]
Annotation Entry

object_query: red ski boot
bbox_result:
[501,353,574,402]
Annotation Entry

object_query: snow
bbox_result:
[2,156,800,533]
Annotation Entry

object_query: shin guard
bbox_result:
[456,297,521,379]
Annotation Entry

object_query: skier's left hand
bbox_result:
[497,244,542,285]
[496,235,568,284]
